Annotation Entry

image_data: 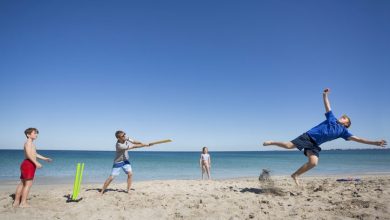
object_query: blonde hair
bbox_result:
[342,114,351,128]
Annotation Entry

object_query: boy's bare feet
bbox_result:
[12,202,19,208]
[291,174,300,186]
[19,203,31,208]
[263,141,273,146]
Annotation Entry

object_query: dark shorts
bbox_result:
[291,133,321,157]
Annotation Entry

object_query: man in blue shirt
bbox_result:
[263,88,387,186]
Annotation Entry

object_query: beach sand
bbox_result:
[1,175,389,220]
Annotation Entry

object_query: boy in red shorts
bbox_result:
[12,128,52,208]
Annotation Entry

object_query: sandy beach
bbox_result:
[1,175,389,220]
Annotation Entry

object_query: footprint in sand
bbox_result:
[313,185,323,192]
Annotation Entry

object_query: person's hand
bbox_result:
[323,88,330,94]
[45,158,53,162]
[36,162,42,169]
[377,140,387,147]
[148,143,154,147]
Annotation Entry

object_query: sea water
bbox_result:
[0,149,389,183]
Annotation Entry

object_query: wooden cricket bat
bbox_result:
[149,139,172,145]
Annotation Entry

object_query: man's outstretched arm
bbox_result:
[323,88,331,113]
[349,136,387,147]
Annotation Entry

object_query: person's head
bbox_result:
[338,114,351,128]
[24,128,39,140]
[202,147,208,154]
[115,130,126,141]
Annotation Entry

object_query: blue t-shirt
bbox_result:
[306,111,353,146]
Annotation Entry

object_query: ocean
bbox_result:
[0,149,389,184]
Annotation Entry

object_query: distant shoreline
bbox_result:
[0,148,388,152]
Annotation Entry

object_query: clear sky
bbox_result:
[1,0,389,151]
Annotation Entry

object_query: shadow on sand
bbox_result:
[85,188,135,194]
[9,194,15,201]
[240,187,286,196]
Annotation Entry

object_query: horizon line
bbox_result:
[0,148,388,152]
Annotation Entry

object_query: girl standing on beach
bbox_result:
[199,147,211,180]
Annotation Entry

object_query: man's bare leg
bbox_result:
[263,141,295,149]
[126,172,133,193]
[13,181,24,207]
[19,180,33,208]
[291,151,318,186]
[100,176,114,195]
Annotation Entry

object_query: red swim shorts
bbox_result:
[20,159,36,180]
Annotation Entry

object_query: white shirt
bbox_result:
[114,138,134,163]
[201,153,210,161]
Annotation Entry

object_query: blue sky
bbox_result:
[0,0,389,151]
